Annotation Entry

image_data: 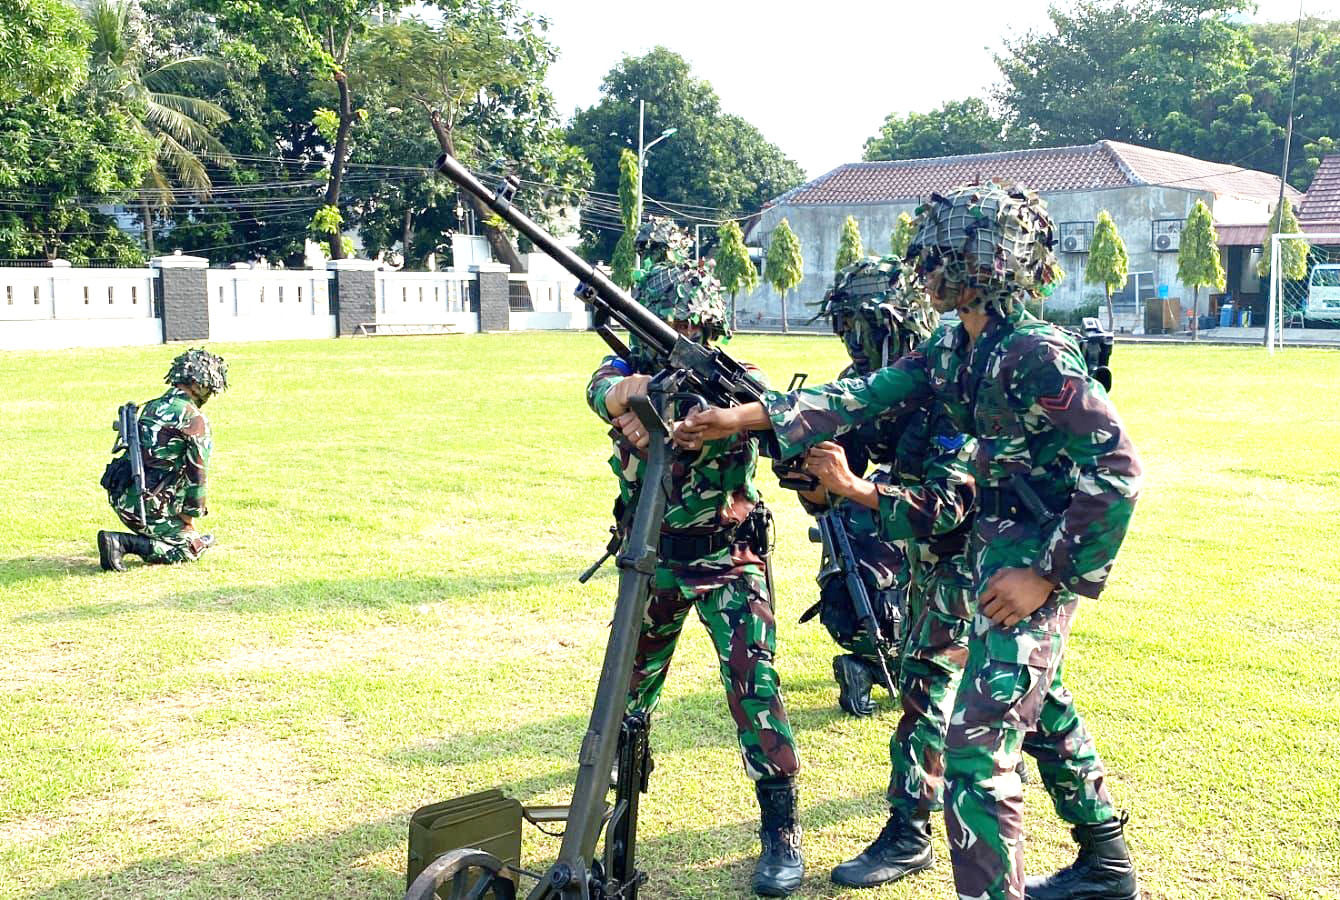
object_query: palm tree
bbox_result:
[85,0,232,254]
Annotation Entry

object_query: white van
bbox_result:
[1304,264,1340,324]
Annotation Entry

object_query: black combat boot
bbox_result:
[1025,812,1139,900]
[830,807,933,887]
[752,777,804,896]
[97,531,153,572]
[833,654,877,717]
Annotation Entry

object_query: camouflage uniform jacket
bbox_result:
[119,387,212,520]
[588,356,765,595]
[765,306,1141,599]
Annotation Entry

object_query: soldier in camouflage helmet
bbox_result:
[587,236,804,896]
[800,255,949,717]
[676,182,1143,900]
[97,348,228,571]
[797,255,985,890]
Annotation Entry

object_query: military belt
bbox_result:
[658,526,738,562]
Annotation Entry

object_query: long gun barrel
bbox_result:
[434,154,772,413]
[813,510,897,695]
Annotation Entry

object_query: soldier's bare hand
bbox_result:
[613,411,651,450]
[980,568,1056,627]
[674,403,767,449]
[803,442,856,493]
[178,514,194,528]
[604,374,652,418]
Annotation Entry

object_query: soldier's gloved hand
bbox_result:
[979,568,1056,627]
[603,374,652,418]
[613,411,651,451]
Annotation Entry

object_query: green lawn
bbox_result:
[0,334,1337,900]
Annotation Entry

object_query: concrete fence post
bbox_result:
[472,262,511,332]
[150,252,210,342]
[328,259,379,336]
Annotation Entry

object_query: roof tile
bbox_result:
[775,140,1297,208]
[1300,154,1340,232]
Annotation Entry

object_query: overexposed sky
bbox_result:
[523,0,1338,180]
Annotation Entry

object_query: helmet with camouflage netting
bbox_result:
[634,217,693,267]
[906,181,1063,315]
[634,256,730,341]
[165,348,229,399]
[815,255,938,374]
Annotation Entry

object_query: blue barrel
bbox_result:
[1220,305,1234,327]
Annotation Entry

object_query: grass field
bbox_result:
[0,333,1337,900]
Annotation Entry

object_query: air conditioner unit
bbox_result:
[1152,219,1182,252]
[1059,222,1092,253]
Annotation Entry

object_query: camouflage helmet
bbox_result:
[165,347,229,396]
[906,181,1063,315]
[815,255,938,374]
[633,257,730,341]
[634,217,692,266]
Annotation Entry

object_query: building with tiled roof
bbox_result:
[742,141,1298,332]
[1299,154,1340,234]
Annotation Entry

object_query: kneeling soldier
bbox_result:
[98,348,228,570]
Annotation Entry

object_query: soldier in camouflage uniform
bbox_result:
[797,255,984,889]
[586,219,803,897]
[798,256,946,718]
[676,184,1142,900]
[98,348,228,571]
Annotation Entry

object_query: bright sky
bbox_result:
[522,0,1340,180]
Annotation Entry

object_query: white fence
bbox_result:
[207,268,336,342]
[0,262,591,352]
[374,271,478,334]
[0,267,161,350]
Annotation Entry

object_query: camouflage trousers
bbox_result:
[111,501,210,564]
[886,555,973,818]
[944,594,1115,900]
[626,568,801,782]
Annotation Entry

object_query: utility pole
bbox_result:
[634,99,677,267]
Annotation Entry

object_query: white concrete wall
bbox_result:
[374,271,479,333]
[0,267,161,350]
[206,268,336,342]
[743,184,1239,326]
[509,310,590,330]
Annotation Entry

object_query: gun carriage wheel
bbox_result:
[405,848,518,900]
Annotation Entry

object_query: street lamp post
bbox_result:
[635,99,676,266]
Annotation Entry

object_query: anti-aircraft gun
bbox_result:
[402,155,811,900]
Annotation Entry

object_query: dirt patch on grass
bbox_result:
[201,611,607,677]
[0,640,90,691]
[1,690,315,851]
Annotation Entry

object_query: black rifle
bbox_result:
[601,712,652,900]
[809,510,898,696]
[433,153,816,492]
[113,403,147,523]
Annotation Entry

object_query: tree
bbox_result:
[85,0,233,255]
[863,97,1015,161]
[0,0,90,105]
[0,86,153,263]
[213,0,385,260]
[713,219,758,332]
[1256,196,1309,281]
[355,7,590,271]
[1178,198,1225,339]
[610,148,638,287]
[1085,211,1129,331]
[835,216,863,274]
[567,47,803,264]
[766,218,803,333]
[890,212,916,258]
